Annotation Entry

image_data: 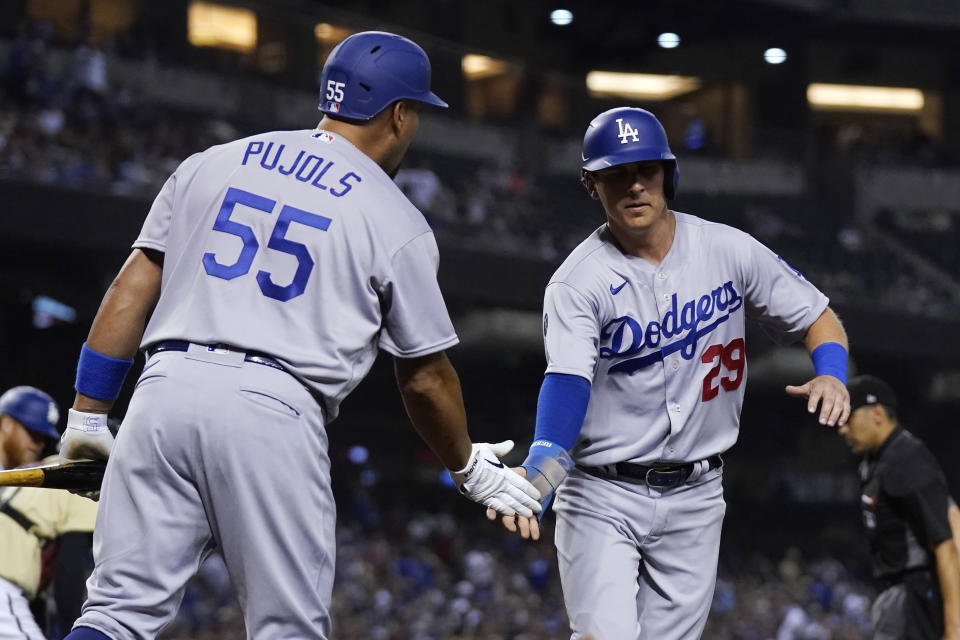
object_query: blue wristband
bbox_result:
[811,342,847,384]
[75,343,134,401]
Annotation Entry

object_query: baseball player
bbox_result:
[490,107,851,639]
[56,31,540,640]
[1,386,98,640]
[839,375,960,640]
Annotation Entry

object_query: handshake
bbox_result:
[449,439,571,541]
[449,440,540,516]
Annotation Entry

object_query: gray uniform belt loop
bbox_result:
[147,341,286,373]
[146,341,327,420]
[578,455,723,489]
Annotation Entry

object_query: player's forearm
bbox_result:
[74,249,163,413]
[935,538,960,633]
[804,307,848,352]
[394,352,472,471]
[949,503,960,559]
[86,249,163,358]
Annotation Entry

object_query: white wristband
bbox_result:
[67,409,109,432]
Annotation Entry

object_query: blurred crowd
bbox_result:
[2,20,959,318]
[734,205,960,317]
[705,550,873,640]
[157,491,877,640]
[0,22,246,197]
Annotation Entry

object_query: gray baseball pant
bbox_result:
[554,465,726,640]
[73,346,335,640]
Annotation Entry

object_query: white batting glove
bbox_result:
[449,440,542,518]
[59,409,115,463]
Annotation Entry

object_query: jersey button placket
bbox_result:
[667,402,682,434]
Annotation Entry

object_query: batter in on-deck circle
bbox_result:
[489,107,852,640]
[57,30,541,640]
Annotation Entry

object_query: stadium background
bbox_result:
[2,0,960,637]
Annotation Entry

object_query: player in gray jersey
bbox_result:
[489,107,851,639]
[57,31,540,640]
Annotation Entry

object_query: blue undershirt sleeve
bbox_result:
[531,373,590,451]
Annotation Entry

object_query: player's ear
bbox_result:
[581,170,599,200]
[391,100,417,134]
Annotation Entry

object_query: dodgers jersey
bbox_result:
[543,212,828,466]
[136,129,458,420]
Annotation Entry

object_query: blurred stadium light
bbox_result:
[549,9,574,26]
[348,445,370,465]
[585,71,701,101]
[187,1,257,52]
[763,47,788,64]
[461,54,509,80]
[807,83,925,112]
[31,295,77,329]
[657,32,681,49]
[313,22,352,45]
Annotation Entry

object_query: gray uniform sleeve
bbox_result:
[378,231,459,358]
[543,282,599,382]
[133,171,178,252]
[738,233,829,341]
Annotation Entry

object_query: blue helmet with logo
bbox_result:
[318,31,448,121]
[0,386,60,440]
[581,107,679,199]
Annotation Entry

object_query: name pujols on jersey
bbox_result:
[240,132,362,197]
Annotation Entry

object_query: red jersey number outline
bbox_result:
[701,338,745,401]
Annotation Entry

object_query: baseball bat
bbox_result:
[0,461,106,490]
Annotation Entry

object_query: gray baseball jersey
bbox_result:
[135,129,458,419]
[74,129,459,640]
[543,212,828,466]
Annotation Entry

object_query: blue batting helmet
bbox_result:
[0,386,60,440]
[318,31,448,121]
[581,107,679,199]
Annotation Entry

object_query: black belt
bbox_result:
[878,566,934,590]
[146,340,286,373]
[578,455,723,490]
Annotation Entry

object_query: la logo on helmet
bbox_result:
[616,118,640,145]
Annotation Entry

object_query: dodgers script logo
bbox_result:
[600,281,743,374]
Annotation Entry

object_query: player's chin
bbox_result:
[620,203,648,216]
[619,203,658,223]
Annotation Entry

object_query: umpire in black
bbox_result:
[839,375,960,639]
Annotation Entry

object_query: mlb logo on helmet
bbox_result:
[328,102,340,113]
